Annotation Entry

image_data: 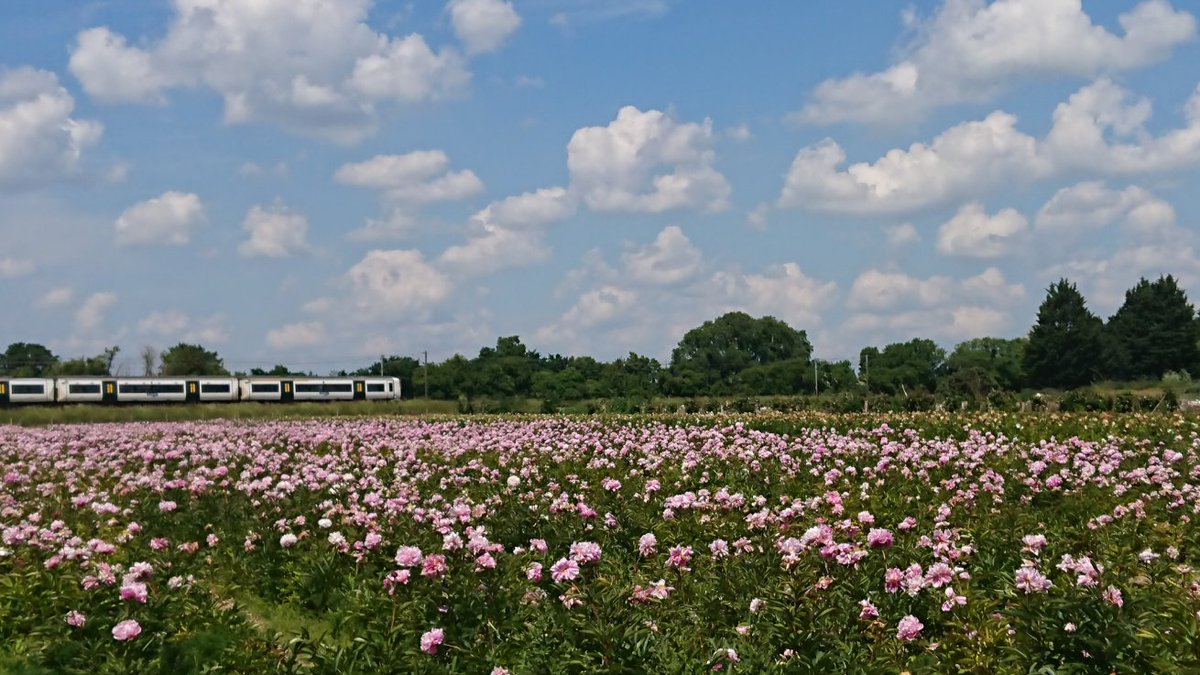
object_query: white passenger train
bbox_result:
[0,376,401,406]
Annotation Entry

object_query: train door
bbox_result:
[0,380,8,407]
[354,380,366,401]
[187,380,200,403]
[282,380,294,402]
[102,380,118,404]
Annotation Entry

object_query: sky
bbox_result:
[2,0,1199,375]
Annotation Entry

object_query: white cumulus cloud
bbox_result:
[337,150,484,240]
[137,311,229,343]
[448,0,522,55]
[798,0,1196,126]
[266,321,326,349]
[0,257,35,279]
[343,249,452,317]
[936,203,1029,258]
[621,225,703,285]
[0,67,103,188]
[115,191,206,246]
[779,79,1200,215]
[568,106,731,213]
[69,0,480,143]
[238,204,312,257]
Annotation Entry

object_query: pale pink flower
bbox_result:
[112,619,142,641]
[421,554,448,578]
[859,599,879,619]
[420,627,445,654]
[526,562,543,581]
[666,545,693,571]
[119,581,148,603]
[1014,566,1053,594]
[709,539,730,559]
[1103,585,1124,608]
[749,598,765,614]
[569,541,602,565]
[866,528,894,548]
[279,533,298,548]
[65,611,86,627]
[550,558,580,582]
[896,615,923,641]
[926,562,953,587]
[395,546,424,567]
[638,533,657,557]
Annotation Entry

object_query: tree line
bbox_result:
[4,275,1198,407]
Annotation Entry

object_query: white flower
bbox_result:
[507,475,521,488]
[279,533,298,548]
[317,518,333,529]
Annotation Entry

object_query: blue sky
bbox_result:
[2,0,1199,374]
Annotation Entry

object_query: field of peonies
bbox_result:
[2,414,1199,673]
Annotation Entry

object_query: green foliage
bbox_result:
[53,346,120,376]
[160,343,229,376]
[668,312,813,396]
[1024,280,1105,389]
[0,343,58,377]
[860,338,945,396]
[1106,275,1200,380]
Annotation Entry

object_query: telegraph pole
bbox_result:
[379,354,384,377]
[423,350,429,399]
[814,360,819,396]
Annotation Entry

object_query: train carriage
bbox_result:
[0,378,55,405]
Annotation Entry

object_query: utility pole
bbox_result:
[814,360,819,396]
[863,352,870,413]
[379,354,384,377]
[423,350,429,399]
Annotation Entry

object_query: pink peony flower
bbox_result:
[550,558,580,582]
[421,554,448,578]
[119,582,148,603]
[866,528,894,548]
[896,615,924,641]
[395,546,424,567]
[112,619,142,641]
[859,599,879,619]
[569,541,602,565]
[419,627,445,654]
[638,533,657,557]
[1103,585,1124,608]
[1014,566,1053,594]
[65,611,86,627]
[526,562,543,581]
[666,545,694,571]
[279,533,298,548]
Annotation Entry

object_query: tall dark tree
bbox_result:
[1023,279,1105,388]
[668,312,812,395]
[160,343,228,376]
[1106,275,1200,380]
[0,342,58,376]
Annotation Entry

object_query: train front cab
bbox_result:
[0,380,7,407]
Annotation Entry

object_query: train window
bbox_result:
[251,383,279,393]
[201,383,231,394]
[68,384,102,394]
[119,383,185,394]
[296,383,354,393]
[12,384,45,395]
[367,383,385,392]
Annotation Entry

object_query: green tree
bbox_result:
[598,352,663,399]
[1023,279,1105,389]
[941,337,1026,394]
[858,339,945,395]
[160,343,229,376]
[1106,275,1200,380]
[54,346,120,376]
[0,342,59,376]
[668,312,813,395]
[250,365,310,377]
